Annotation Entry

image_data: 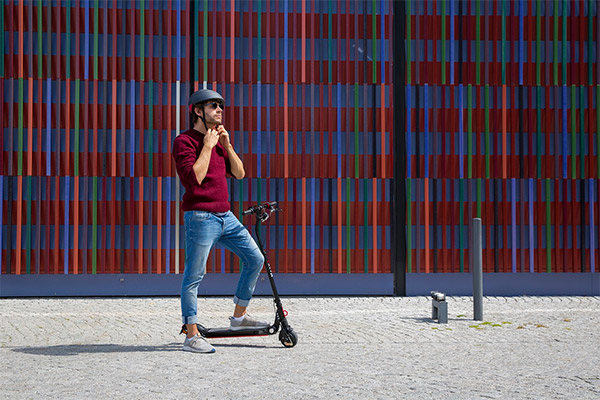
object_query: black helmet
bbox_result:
[189,89,225,130]
[188,89,224,106]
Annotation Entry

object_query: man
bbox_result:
[172,88,268,353]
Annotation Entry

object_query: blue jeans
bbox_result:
[181,210,265,325]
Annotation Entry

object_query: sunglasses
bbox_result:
[206,101,224,110]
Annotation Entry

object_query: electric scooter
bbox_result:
[180,201,298,348]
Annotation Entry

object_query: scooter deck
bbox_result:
[199,324,278,338]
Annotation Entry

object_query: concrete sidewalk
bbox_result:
[1,296,599,399]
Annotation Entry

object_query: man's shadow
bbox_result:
[11,342,278,356]
[11,343,182,356]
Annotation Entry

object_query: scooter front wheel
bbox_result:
[279,327,298,348]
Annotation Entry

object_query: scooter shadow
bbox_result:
[11,343,181,356]
[210,342,282,349]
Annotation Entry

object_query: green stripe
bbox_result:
[441,0,446,84]
[553,0,558,85]
[536,0,541,86]
[328,1,332,83]
[257,0,262,82]
[475,0,480,85]
[545,179,551,272]
[459,179,464,272]
[571,85,576,179]
[467,85,472,178]
[149,82,153,176]
[346,178,351,274]
[38,0,42,78]
[406,0,411,85]
[257,178,261,205]
[26,177,32,274]
[501,0,505,84]
[74,80,80,176]
[66,0,71,79]
[407,178,412,273]
[94,0,99,80]
[139,0,143,81]
[354,83,359,178]
[537,86,542,178]
[485,85,489,178]
[92,177,97,274]
[476,179,481,218]
[46,0,51,78]
[580,86,585,179]
[204,0,208,81]
[18,78,23,176]
[0,1,4,76]
[363,179,368,273]
[372,0,376,83]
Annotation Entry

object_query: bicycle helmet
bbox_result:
[188,89,225,130]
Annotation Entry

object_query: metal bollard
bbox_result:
[431,291,448,324]
[472,218,483,321]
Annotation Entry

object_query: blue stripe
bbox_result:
[257,82,261,178]
[337,83,341,177]
[266,83,271,178]
[406,85,411,178]
[165,178,171,274]
[46,79,52,176]
[311,178,315,274]
[529,178,534,273]
[562,85,568,178]
[221,248,225,274]
[424,84,429,178]
[64,177,70,274]
[518,0,524,85]
[511,178,516,273]
[177,0,181,81]
[130,81,135,177]
[458,84,463,178]
[591,179,595,273]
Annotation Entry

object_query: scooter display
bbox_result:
[180,201,298,348]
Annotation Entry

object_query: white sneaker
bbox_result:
[229,314,270,331]
[183,334,215,353]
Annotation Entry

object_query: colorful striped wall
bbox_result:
[405,0,599,274]
[1,1,598,289]
[1,1,393,278]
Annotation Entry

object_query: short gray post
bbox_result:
[472,218,483,321]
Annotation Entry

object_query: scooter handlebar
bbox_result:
[242,201,280,216]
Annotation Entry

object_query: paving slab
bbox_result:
[1,296,599,399]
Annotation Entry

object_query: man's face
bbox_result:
[200,100,224,126]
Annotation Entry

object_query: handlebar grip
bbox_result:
[242,208,253,216]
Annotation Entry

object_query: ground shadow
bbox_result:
[399,317,472,324]
[211,342,281,349]
[11,343,181,356]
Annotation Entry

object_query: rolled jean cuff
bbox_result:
[233,296,251,307]
[182,315,199,325]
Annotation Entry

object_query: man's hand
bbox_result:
[216,125,231,148]
[204,128,220,149]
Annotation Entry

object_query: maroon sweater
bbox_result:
[172,128,232,213]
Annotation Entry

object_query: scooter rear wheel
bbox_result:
[279,328,298,348]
